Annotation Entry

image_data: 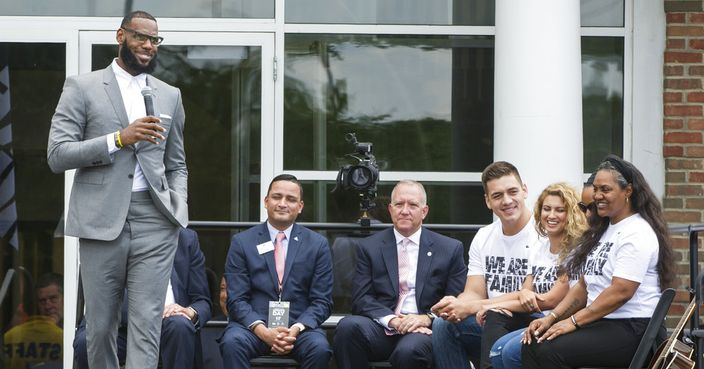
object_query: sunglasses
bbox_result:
[577,202,593,213]
[122,27,164,46]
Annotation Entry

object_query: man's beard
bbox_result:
[120,40,157,74]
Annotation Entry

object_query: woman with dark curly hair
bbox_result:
[521,155,674,369]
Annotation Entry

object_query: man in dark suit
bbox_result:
[73,228,211,369]
[220,174,333,369]
[334,180,467,369]
[47,10,188,369]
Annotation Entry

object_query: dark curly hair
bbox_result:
[564,155,674,289]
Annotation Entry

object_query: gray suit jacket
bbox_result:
[47,66,188,240]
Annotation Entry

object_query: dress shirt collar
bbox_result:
[393,227,422,247]
[266,222,293,243]
[111,58,147,89]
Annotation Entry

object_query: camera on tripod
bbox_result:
[334,133,380,226]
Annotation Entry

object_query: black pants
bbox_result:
[521,318,659,369]
[480,310,536,369]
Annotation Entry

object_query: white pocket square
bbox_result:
[159,114,172,119]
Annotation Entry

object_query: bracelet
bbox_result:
[570,314,581,329]
[115,130,124,149]
[549,311,559,320]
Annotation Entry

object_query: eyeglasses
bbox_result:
[577,202,593,213]
[121,27,164,46]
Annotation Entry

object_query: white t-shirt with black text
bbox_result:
[468,218,539,299]
[528,237,559,295]
[583,213,660,318]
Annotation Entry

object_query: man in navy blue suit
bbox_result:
[334,180,467,369]
[219,174,333,369]
[73,227,212,369]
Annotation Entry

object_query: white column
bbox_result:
[632,0,665,200]
[494,0,584,206]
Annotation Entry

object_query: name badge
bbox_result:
[268,300,290,328]
[257,241,275,255]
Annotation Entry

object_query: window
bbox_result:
[284,34,494,172]
[0,43,66,368]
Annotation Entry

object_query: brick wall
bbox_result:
[664,0,704,322]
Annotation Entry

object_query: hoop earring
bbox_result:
[626,196,629,204]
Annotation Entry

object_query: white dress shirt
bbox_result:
[377,227,422,330]
[105,59,149,192]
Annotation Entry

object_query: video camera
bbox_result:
[334,133,380,226]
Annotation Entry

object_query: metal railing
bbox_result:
[669,223,704,369]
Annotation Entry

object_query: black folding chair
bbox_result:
[580,287,676,369]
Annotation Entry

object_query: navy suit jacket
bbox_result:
[225,222,333,330]
[171,228,212,329]
[351,227,467,319]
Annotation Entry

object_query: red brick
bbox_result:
[668,26,704,37]
[665,51,703,63]
[676,263,692,275]
[688,119,704,129]
[670,237,690,249]
[690,13,704,23]
[686,146,704,157]
[667,158,704,169]
[668,13,686,23]
[665,105,703,117]
[686,198,704,208]
[666,172,686,183]
[668,38,686,49]
[688,91,704,102]
[665,92,684,102]
[676,289,692,302]
[665,65,684,76]
[674,251,686,263]
[665,118,685,129]
[691,172,704,182]
[667,184,704,196]
[664,145,684,157]
[689,66,704,75]
[669,304,685,316]
[665,210,702,223]
[690,39,704,50]
[665,78,702,90]
[664,131,702,143]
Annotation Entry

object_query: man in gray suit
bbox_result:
[47,10,187,369]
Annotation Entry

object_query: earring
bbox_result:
[626,196,629,204]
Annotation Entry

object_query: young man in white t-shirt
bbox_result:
[431,161,539,369]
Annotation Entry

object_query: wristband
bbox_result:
[570,314,581,329]
[115,130,124,149]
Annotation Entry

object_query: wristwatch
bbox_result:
[188,306,199,326]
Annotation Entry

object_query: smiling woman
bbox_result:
[522,155,675,369]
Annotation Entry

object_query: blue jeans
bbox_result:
[432,316,483,369]
[489,328,525,369]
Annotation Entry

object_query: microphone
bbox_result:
[141,86,157,117]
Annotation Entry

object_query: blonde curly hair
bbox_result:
[533,182,587,262]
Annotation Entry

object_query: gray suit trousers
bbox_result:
[80,191,179,369]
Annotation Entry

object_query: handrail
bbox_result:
[188,220,484,232]
[668,223,704,234]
